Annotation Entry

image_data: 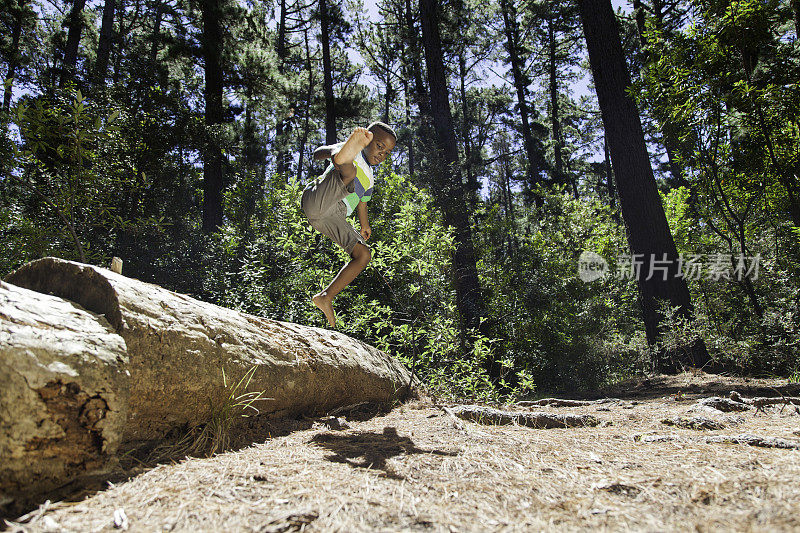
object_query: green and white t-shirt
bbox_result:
[334,145,374,216]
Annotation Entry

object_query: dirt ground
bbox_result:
[5,373,800,532]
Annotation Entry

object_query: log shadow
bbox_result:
[310,426,459,480]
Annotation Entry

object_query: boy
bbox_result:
[301,122,397,327]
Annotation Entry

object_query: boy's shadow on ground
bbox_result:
[311,426,458,480]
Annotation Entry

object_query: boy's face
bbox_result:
[365,129,396,166]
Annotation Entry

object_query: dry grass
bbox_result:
[145,366,270,462]
[5,373,800,532]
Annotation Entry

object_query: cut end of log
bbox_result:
[0,380,117,519]
[4,257,124,331]
[110,257,123,275]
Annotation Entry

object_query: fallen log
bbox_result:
[447,405,600,429]
[0,281,130,518]
[4,258,415,448]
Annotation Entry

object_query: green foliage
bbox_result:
[5,88,123,266]
[630,0,800,376]
[198,168,510,400]
[478,186,648,392]
[658,185,800,375]
[2,0,798,407]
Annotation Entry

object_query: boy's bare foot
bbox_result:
[333,127,373,167]
[312,292,336,328]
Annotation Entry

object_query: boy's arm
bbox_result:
[313,144,335,160]
[357,201,371,240]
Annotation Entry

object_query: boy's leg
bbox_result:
[333,127,372,186]
[301,166,348,220]
[312,243,371,328]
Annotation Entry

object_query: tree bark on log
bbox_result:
[4,258,415,448]
[0,281,130,518]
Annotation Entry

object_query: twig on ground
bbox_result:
[661,416,728,431]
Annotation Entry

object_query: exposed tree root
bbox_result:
[693,397,751,412]
[447,405,600,429]
[661,416,728,431]
[635,432,800,450]
[516,398,621,408]
[729,391,800,409]
[704,433,800,450]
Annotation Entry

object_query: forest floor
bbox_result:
[6,372,800,533]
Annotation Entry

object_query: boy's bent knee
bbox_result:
[351,244,371,266]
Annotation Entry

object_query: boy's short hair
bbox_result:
[367,121,397,141]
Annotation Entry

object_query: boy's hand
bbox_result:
[360,225,371,241]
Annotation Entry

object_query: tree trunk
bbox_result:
[792,0,800,37]
[458,51,478,210]
[604,137,618,215]
[384,70,391,123]
[632,0,688,188]
[2,1,25,112]
[112,0,124,84]
[200,0,225,232]
[548,10,564,187]
[297,27,314,184]
[242,96,259,231]
[276,0,289,175]
[404,79,415,177]
[419,0,494,376]
[502,146,517,257]
[579,0,710,371]
[500,0,545,192]
[277,0,287,63]
[404,0,429,114]
[320,0,336,144]
[150,0,163,62]
[60,0,87,87]
[93,0,116,85]
[455,0,476,206]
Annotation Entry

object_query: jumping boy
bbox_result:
[301,122,397,327]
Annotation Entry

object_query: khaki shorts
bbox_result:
[301,165,367,256]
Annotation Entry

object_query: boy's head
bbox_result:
[364,121,397,166]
